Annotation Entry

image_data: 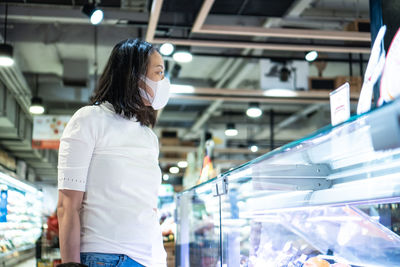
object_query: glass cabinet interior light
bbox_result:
[0,44,14,67]
[246,102,262,118]
[82,3,104,25]
[160,43,174,56]
[225,123,238,137]
[305,50,318,62]
[173,51,193,63]
[29,97,45,115]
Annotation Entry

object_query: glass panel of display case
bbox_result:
[176,180,222,267]
[221,197,400,266]
[178,100,400,266]
[218,100,400,195]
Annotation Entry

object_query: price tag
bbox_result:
[330,83,350,126]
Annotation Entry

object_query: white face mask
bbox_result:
[139,76,171,110]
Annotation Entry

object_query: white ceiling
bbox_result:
[0,0,371,183]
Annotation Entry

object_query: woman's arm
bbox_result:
[57,189,84,263]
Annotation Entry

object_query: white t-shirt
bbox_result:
[57,102,167,267]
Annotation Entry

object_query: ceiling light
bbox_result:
[305,50,318,62]
[173,51,193,63]
[250,145,259,153]
[90,9,104,25]
[29,97,45,115]
[169,166,179,174]
[163,174,169,181]
[0,5,14,67]
[225,123,238,137]
[246,102,262,118]
[82,3,104,25]
[177,161,188,168]
[0,44,14,67]
[263,89,298,97]
[170,84,195,94]
[160,43,174,56]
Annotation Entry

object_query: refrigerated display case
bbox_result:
[176,99,400,267]
[0,169,43,265]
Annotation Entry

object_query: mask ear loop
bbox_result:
[139,76,154,104]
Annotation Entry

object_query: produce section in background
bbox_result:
[0,170,42,265]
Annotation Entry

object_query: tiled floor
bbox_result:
[15,250,60,267]
[15,257,36,267]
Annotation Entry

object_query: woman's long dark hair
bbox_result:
[90,38,157,127]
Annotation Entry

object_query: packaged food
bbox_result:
[304,257,330,267]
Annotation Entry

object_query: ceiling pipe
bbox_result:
[190,0,370,42]
[189,52,369,63]
[182,58,249,138]
[0,67,32,115]
[254,103,324,139]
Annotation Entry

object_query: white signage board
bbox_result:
[330,83,350,126]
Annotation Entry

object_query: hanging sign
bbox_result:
[357,25,386,115]
[32,115,71,149]
[379,27,400,105]
[330,83,350,126]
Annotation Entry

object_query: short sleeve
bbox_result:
[58,107,97,192]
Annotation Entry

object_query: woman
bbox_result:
[57,39,170,267]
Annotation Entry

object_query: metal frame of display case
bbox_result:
[176,99,400,267]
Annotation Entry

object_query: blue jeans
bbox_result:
[81,252,145,267]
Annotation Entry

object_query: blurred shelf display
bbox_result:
[175,99,400,267]
[159,184,176,241]
[0,170,42,264]
[159,184,177,266]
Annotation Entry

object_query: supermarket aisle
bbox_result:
[15,257,36,267]
[14,249,61,267]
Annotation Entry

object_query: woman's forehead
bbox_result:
[149,52,164,68]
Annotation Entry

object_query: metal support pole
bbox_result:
[94,26,98,90]
[369,0,383,108]
[270,109,274,150]
[349,53,353,76]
